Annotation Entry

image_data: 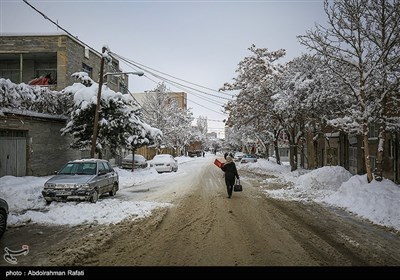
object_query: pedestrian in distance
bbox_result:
[221,155,239,199]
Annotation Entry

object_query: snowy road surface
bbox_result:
[1,155,400,266]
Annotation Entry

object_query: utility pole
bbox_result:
[90,46,106,158]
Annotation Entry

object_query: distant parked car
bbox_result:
[0,198,8,239]
[42,159,119,204]
[152,154,178,173]
[241,154,258,163]
[233,152,245,162]
[121,154,148,169]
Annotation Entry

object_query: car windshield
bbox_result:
[153,155,172,163]
[123,154,133,161]
[135,155,145,162]
[58,162,97,175]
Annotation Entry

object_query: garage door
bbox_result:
[0,137,26,177]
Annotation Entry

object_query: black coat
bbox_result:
[221,162,239,186]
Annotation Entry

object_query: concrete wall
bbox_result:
[0,114,81,176]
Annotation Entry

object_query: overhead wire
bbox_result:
[112,53,235,97]
[23,0,100,57]
[114,54,228,116]
[112,53,232,101]
[23,0,229,120]
[114,55,228,115]
[112,60,226,115]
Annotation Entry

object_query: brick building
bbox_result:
[0,33,129,176]
[0,33,127,93]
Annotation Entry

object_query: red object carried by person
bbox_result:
[214,159,224,168]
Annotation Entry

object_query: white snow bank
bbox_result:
[323,175,400,230]
[9,200,169,226]
[296,166,353,191]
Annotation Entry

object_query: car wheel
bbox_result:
[174,166,178,172]
[0,210,7,238]
[109,184,117,196]
[90,190,99,203]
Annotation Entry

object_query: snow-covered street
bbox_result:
[1,153,399,231]
[1,154,400,266]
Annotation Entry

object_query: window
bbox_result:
[0,61,20,83]
[0,129,27,137]
[34,60,57,84]
[84,47,90,59]
[119,83,128,94]
[370,155,376,171]
[349,147,357,174]
[104,162,113,172]
[368,123,379,139]
[389,138,394,158]
[82,63,92,78]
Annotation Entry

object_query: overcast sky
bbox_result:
[0,0,327,136]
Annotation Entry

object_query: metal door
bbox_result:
[0,137,26,177]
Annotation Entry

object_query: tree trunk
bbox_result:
[363,125,373,183]
[274,140,281,165]
[374,126,385,182]
[289,144,297,171]
[274,129,281,165]
[289,128,297,172]
[131,148,136,172]
[313,136,319,169]
[300,144,305,168]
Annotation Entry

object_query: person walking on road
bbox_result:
[221,155,239,199]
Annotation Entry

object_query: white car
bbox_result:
[152,154,178,173]
[121,154,148,169]
[241,154,258,163]
[233,152,245,162]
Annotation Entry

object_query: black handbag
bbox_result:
[234,179,242,192]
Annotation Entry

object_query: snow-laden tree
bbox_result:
[221,45,286,164]
[0,78,71,115]
[142,82,193,151]
[61,72,161,158]
[276,54,346,170]
[224,126,244,152]
[298,0,400,182]
[169,108,194,156]
[364,0,400,180]
[196,116,208,136]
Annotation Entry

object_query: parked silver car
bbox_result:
[241,154,258,163]
[0,198,8,238]
[152,154,178,173]
[233,152,245,162]
[42,159,119,204]
[121,154,148,169]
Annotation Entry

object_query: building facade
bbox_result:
[0,33,127,93]
[304,127,400,184]
[0,112,81,177]
[132,91,187,110]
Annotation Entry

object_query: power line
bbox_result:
[115,55,229,116]
[23,0,231,117]
[111,53,235,97]
[112,53,233,101]
[187,98,226,116]
[23,0,99,56]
